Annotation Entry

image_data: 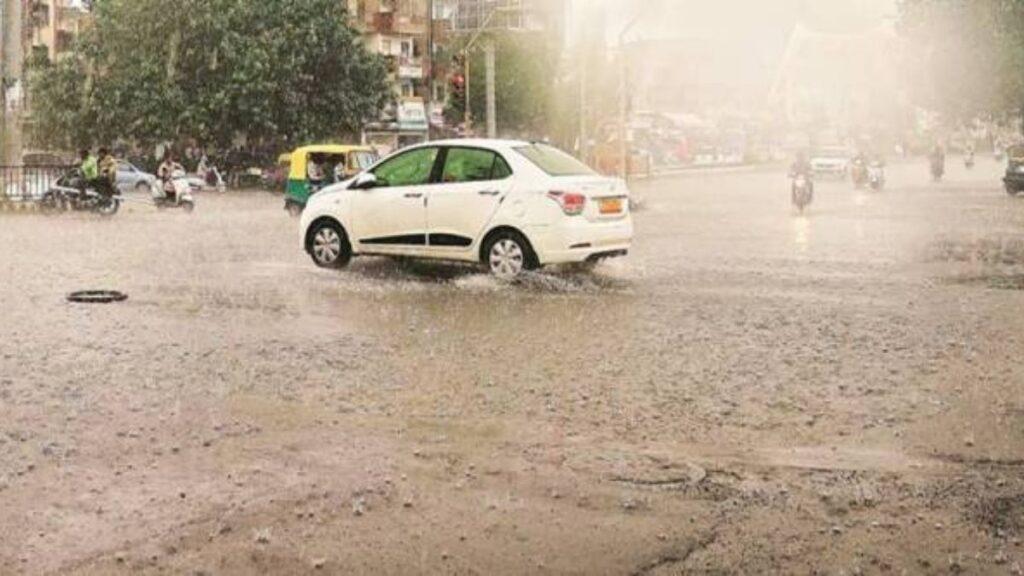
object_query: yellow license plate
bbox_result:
[599,198,623,214]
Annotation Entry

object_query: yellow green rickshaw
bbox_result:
[284,144,379,216]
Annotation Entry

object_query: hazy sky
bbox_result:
[571,0,899,45]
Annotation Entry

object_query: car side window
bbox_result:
[371,147,440,188]
[492,155,513,180]
[442,148,511,183]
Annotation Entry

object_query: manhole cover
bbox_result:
[67,290,129,304]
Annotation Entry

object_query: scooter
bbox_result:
[868,162,885,191]
[40,169,121,216]
[791,173,813,214]
[155,169,196,212]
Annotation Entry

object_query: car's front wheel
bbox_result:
[309,220,352,269]
[483,230,537,278]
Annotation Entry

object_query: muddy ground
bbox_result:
[1,159,1023,575]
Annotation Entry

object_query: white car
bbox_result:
[810,147,851,178]
[300,139,633,277]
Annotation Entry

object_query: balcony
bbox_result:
[397,58,423,79]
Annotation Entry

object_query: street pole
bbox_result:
[484,38,496,139]
[2,0,26,166]
[464,51,471,134]
[459,7,505,138]
[425,0,434,140]
[579,47,587,163]
[617,11,644,182]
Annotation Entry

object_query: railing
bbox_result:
[0,165,70,202]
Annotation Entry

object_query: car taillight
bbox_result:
[547,191,586,216]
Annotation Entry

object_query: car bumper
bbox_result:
[527,217,634,265]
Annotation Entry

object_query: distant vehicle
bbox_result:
[155,168,197,212]
[115,160,159,195]
[300,139,633,278]
[41,169,120,216]
[810,147,850,178]
[868,162,886,191]
[284,144,379,216]
[1003,145,1024,197]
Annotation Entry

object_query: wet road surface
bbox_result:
[1,158,1023,574]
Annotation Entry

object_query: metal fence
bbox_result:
[0,165,70,202]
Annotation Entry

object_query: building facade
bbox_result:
[27,0,89,63]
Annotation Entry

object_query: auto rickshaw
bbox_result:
[284,145,379,216]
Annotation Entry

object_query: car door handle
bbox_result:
[404,192,424,199]
[478,190,501,196]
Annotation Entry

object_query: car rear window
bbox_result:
[514,144,596,177]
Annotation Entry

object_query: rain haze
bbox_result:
[1,0,1023,574]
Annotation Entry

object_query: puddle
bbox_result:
[944,274,1024,291]
[306,257,637,295]
[928,236,1024,266]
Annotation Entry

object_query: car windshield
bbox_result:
[514,144,596,177]
[816,148,848,159]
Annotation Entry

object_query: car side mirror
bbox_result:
[352,172,378,190]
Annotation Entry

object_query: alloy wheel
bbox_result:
[489,238,525,277]
[313,227,343,265]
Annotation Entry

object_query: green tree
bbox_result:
[445,32,561,138]
[898,0,1024,123]
[28,0,391,150]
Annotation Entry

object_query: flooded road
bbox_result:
[2,159,1023,574]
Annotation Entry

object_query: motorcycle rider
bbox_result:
[97,148,118,197]
[789,151,814,202]
[79,149,99,192]
[158,151,185,200]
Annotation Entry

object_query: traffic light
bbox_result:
[450,72,467,109]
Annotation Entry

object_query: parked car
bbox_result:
[115,160,159,195]
[810,147,851,178]
[300,139,633,278]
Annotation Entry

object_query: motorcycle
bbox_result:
[964,151,975,170]
[156,168,197,212]
[791,173,813,214]
[40,169,121,217]
[867,162,886,191]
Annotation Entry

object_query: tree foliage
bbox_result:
[445,32,560,138]
[28,0,392,150]
[898,0,1024,122]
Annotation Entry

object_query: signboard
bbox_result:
[397,100,428,132]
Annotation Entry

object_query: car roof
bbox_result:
[413,138,533,150]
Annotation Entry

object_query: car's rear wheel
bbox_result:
[136,181,152,196]
[309,220,351,269]
[483,230,537,278]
